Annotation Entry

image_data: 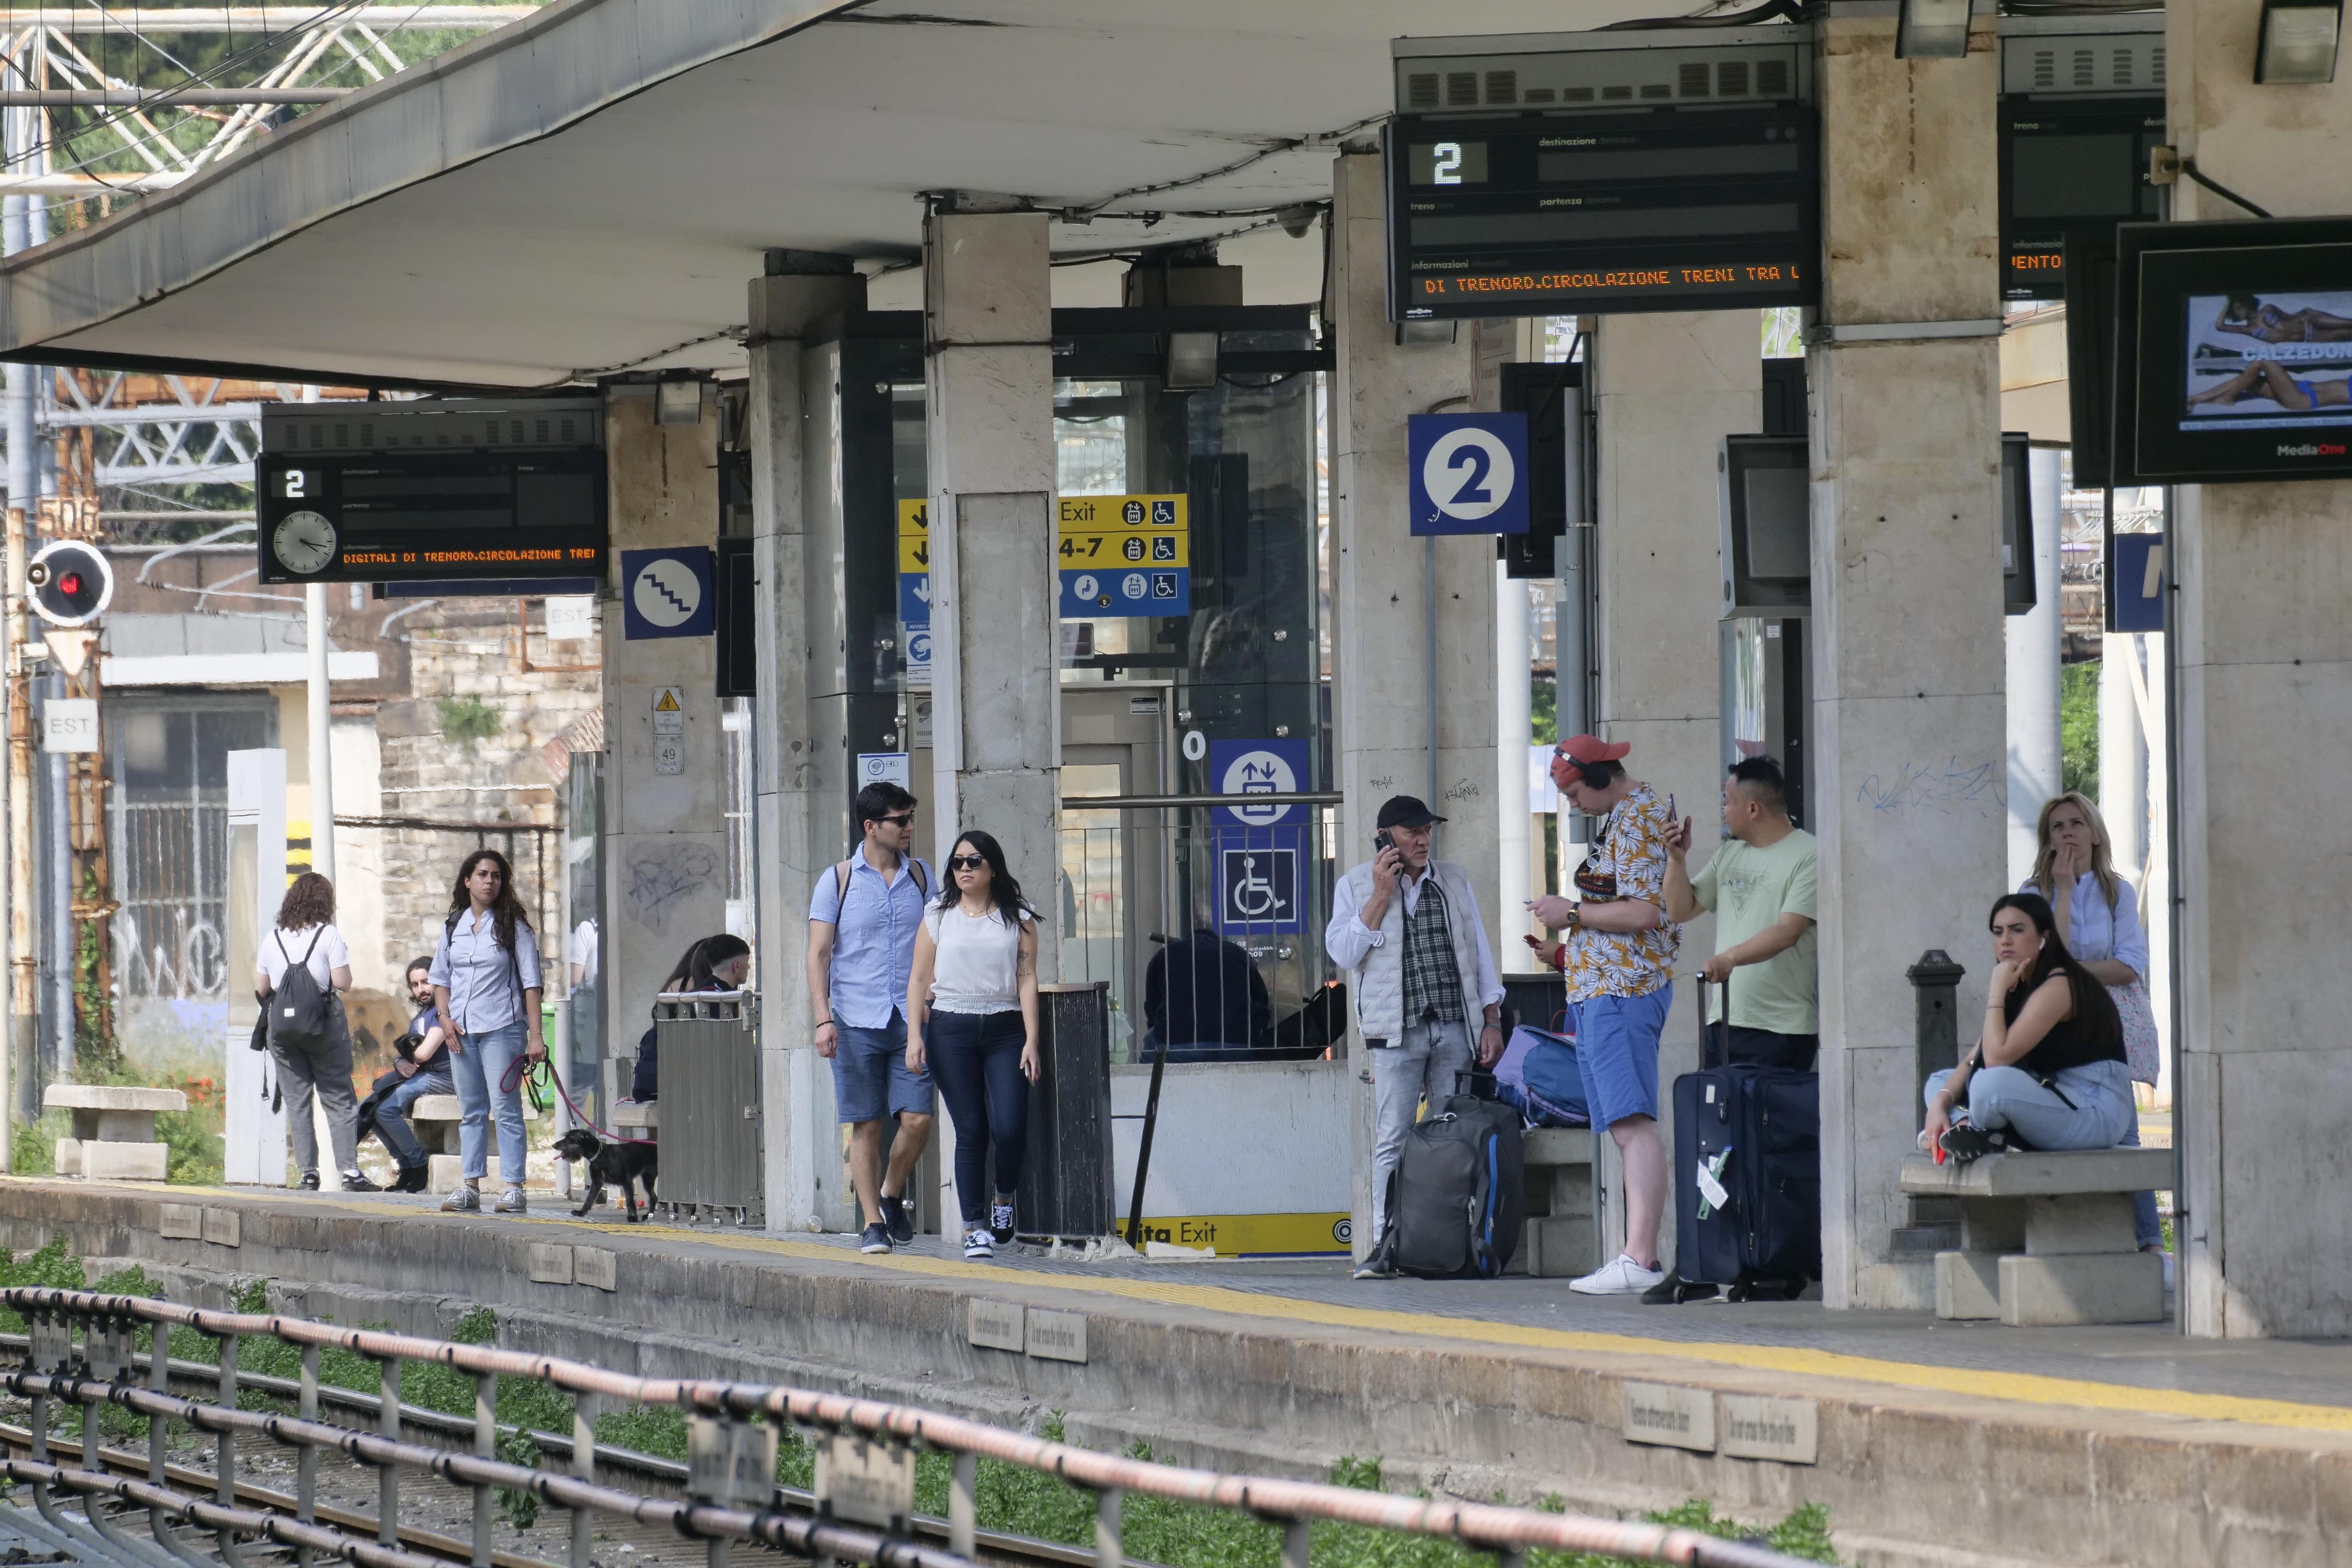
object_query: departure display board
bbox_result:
[257,398,607,584]
[1387,106,1819,320]
[1998,97,2165,300]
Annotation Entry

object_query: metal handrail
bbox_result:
[4,1289,1814,1568]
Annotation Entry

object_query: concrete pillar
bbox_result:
[1589,308,1757,1257]
[1809,7,2007,1310]
[748,269,867,1235]
[2167,0,2352,1338]
[2098,633,2147,881]
[923,209,1059,1235]
[2004,448,2063,886]
[1328,149,1492,1261]
[922,209,1060,971]
[1496,565,1535,966]
[599,385,726,1159]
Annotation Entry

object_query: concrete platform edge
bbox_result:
[3,1179,2345,1568]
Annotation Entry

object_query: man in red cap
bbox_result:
[1531,735,1681,1296]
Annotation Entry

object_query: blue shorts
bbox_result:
[831,1014,935,1124]
[1569,984,1672,1127]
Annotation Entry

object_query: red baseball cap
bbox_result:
[1555,734,1631,765]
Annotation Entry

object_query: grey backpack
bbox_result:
[267,930,332,1051]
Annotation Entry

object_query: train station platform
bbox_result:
[2,1176,2346,1568]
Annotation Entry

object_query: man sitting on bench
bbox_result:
[1924,893,2133,1163]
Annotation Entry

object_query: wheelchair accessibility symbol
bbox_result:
[1218,846,1298,929]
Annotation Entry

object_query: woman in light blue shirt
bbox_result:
[2023,792,2162,1259]
[428,849,545,1215]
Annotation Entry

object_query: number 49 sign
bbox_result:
[1407,412,1529,537]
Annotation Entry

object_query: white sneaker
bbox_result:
[1569,1253,1666,1296]
[963,1227,994,1260]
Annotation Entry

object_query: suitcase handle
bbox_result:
[1698,973,1730,1071]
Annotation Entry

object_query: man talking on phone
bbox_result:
[1325,795,1505,1280]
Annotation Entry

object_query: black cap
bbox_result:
[1377,795,1447,830]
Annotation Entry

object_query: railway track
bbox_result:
[0,1411,1133,1568]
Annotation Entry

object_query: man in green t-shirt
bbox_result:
[1663,756,1819,1071]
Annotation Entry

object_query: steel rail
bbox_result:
[3,1456,454,1568]
[0,1327,1116,1568]
[0,1421,558,1568]
[5,1366,983,1568]
[7,1292,1816,1568]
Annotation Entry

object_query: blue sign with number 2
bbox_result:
[1407,412,1529,537]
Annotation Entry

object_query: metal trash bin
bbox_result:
[652,988,763,1225]
[1016,982,1115,1241]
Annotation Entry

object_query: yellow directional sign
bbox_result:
[897,500,929,572]
[1057,530,1189,567]
[1058,494,1185,533]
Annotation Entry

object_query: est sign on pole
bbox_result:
[1407,412,1530,536]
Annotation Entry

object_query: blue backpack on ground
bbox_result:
[1494,1026,1589,1128]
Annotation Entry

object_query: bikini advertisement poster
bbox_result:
[2181,290,2352,430]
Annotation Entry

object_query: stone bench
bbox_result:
[408,1091,537,1192]
[1511,1125,1599,1278]
[47,1084,186,1182]
[612,1100,658,1133]
[1900,1147,2171,1326]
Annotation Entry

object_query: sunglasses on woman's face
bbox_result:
[949,855,987,871]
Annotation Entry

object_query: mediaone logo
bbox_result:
[2276,441,2349,457]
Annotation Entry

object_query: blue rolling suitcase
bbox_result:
[1669,980,1821,1301]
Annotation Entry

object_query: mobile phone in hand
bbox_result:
[1374,829,1394,852]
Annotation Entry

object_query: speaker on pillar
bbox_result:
[1499,362,1579,580]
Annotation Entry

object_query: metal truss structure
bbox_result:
[0,6,537,525]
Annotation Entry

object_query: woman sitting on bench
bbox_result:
[1923,893,2132,1163]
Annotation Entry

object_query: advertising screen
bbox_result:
[2118,219,2352,485]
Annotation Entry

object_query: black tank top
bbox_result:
[2004,960,2124,1077]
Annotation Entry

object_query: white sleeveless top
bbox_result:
[923,903,1030,1014]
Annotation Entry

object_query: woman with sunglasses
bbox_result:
[905,830,1040,1259]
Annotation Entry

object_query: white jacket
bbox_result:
[1326,858,1498,1041]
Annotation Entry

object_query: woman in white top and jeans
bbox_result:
[253,872,372,1191]
[2022,792,2165,1261]
[906,830,1040,1259]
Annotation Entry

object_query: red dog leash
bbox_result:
[496,1052,655,1147]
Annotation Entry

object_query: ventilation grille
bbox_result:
[1394,44,1807,111]
[261,400,603,455]
[2002,31,2166,96]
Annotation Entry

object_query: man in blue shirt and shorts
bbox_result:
[808,782,936,1253]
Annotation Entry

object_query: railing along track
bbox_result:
[3,1289,1817,1568]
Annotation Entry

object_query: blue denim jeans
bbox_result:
[450,1022,531,1185]
[927,1009,1027,1226]
[372,1065,454,1168]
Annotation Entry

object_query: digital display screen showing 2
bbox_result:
[1388,106,1822,319]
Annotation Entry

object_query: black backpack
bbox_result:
[267,930,332,1052]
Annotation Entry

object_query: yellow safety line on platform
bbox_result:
[132,1184,2352,1440]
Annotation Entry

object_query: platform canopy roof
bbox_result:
[0,0,1671,389]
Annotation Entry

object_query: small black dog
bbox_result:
[553,1128,658,1222]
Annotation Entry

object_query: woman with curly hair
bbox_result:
[427,849,545,1214]
[253,871,373,1191]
